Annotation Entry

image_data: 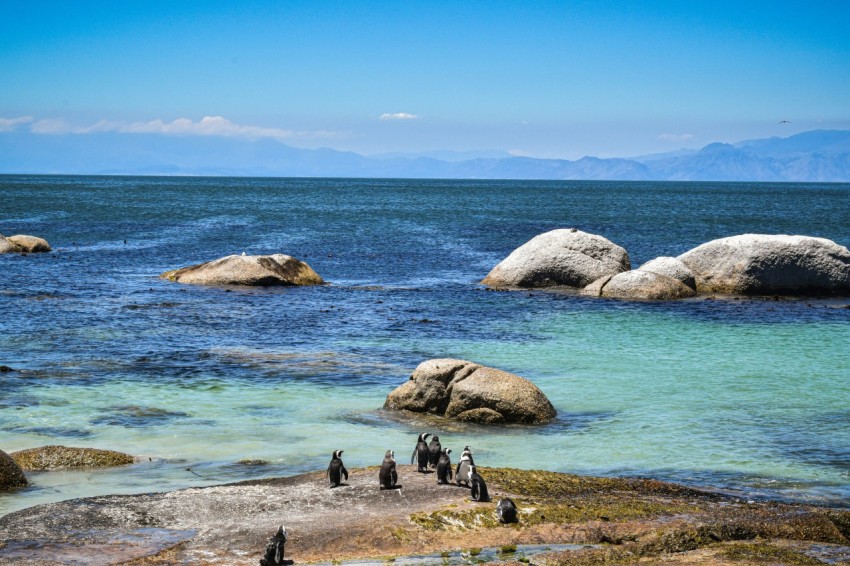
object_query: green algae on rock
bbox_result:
[11,445,135,471]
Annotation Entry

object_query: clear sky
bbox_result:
[2,0,849,159]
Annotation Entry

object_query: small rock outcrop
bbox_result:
[0,234,21,254]
[1,449,28,491]
[384,359,556,424]
[586,270,697,300]
[7,235,52,253]
[10,445,135,471]
[638,256,696,290]
[161,254,324,287]
[678,234,850,295]
[481,229,630,289]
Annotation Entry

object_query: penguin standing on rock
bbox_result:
[455,446,474,487]
[469,465,490,502]
[436,448,453,484]
[327,450,348,488]
[427,435,442,468]
[379,450,398,489]
[411,432,431,472]
[497,498,519,523]
[259,525,288,566]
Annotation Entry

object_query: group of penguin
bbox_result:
[328,432,519,522]
[261,433,518,565]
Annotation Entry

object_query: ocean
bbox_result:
[1,175,849,516]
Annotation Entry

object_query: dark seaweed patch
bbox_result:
[91,405,189,427]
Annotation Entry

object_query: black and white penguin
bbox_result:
[469,465,490,502]
[455,446,474,487]
[427,435,442,468]
[410,432,431,472]
[436,448,453,484]
[496,498,518,523]
[327,449,348,488]
[259,525,288,566]
[379,449,398,490]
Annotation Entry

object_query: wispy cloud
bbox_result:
[657,133,695,143]
[0,116,35,131]
[22,115,343,140]
[379,112,418,120]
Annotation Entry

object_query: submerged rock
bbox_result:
[6,235,52,253]
[1,449,28,491]
[161,254,324,287]
[384,359,556,424]
[678,234,850,295]
[587,270,697,300]
[10,445,135,471]
[481,229,630,289]
[638,256,696,290]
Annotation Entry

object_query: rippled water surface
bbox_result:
[1,175,849,515]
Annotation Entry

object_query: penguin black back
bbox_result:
[496,498,518,523]
[379,449,398,489]
[427,435,441,468]
[327,449,348,488]
[259,525,287,566]
[436,448,453,484]
[469,465,490,502]
[411,432,431,472]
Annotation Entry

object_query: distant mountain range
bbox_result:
[2,129,849,182]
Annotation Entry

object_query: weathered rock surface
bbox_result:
[1,466,849,565]
[384,359,556,424]
[678,234,850,295]
[638,256,696,290]
[0,234,21,254]
[6,235,51,253]
[10,445,135,471]
[586,270,697,300]
[161,254,324,287]
[481,229,630,288]
[0,449,27,491]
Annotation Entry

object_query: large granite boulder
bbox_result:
[7,235,52,253]
[384,359,556,424]
[1,449,27,491]
[161,254,324,287]
[678,234,850,295]
[481,229,630,289]
[638,256,696,290]
[10,445,135,471]
[585,270,696,300]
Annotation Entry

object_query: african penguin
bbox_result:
[496,498,518,523]
[410,432,431,472]
[259,525,288,566]
[427,435,442,468]
[436,448,453,484]
[455,446,474,487]
[327,449,348,488]
[469,465,490,502]
[379,449,398,490]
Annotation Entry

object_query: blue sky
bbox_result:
[2,1,849,158]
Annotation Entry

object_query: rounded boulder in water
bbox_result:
[481,229,630,289]
[0,449,28,492]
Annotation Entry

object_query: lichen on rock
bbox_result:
[10,445,135,471]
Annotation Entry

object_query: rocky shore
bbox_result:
[1,466,849,565]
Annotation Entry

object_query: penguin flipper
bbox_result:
[411,448,417,465]
[342,465,348,481]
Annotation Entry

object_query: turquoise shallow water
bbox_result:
[1,175,849,515]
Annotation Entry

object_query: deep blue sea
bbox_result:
[2,175,849,515]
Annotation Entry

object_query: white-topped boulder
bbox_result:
[481,229,630,288]
[638,256,696,290]
[7,235,52,253]
[587,270,696,300]
[678,234,850,295]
